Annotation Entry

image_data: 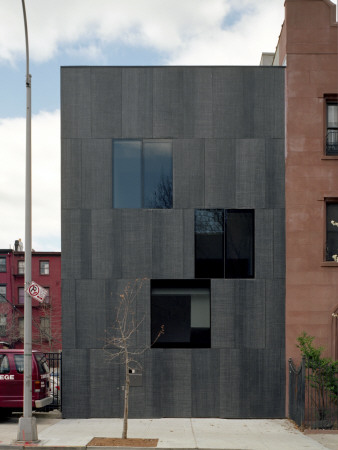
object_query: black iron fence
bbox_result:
[289,358,338,429]
[44,352,62,411]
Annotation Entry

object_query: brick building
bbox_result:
[0,246,61,351]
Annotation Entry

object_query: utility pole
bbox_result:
[17,0,38,442]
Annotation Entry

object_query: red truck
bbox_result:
[0,349,52,417]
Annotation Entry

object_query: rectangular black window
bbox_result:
[151,280,210,348]
[326,202,338,261]
[326,103,338,155]
[195,209,254,279]
[0,257,6,273]
[113,140,172,208]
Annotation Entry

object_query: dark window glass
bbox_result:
[225,210,254,278]
[326,202,338,261]
[0,257,6,273]
[195,209,224,278]
[35,353,49,374]
[113,140,142,208]
[143,141,172,208]
[151,279,210,348]
[113,139,172,209]
[195,209,254,279]
[326,103,338,155]
[14,354,24,373]
[0,355,10,373]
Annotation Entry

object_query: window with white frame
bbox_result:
[18,260,24,274]
[40,261,49,275]
[0,257,6,272]
[326,102,338,155]
[326,201,338,261]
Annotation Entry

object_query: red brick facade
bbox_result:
[0,249,61,351]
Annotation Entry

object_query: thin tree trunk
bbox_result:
[122,356,129,439]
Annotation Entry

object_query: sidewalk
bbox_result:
[0,412,338,450]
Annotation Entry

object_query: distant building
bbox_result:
[0,246,61,351]
[61,64,285,418]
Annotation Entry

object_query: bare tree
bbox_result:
[31,295,62,352]
[0,299,21,348]
[104,279,164,439]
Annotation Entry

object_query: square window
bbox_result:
[0,285,6,303]
[40,261,49,275]
[326,202,338,261]
[113,140,173,209]
[195,209,254,279]
[151,280,210,348]
[326,102,338,155]
[18,260,24,274]
[0,257,6,273]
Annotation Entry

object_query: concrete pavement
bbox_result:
[0,411,338,449]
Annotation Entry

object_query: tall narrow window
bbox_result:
[143,141,172,208]
[326,202,338,261]
[18,260,24,274]
[18,287,25,304]
[0,315,6,335]
[113,140,172,208]
[0,257,6,273]
[326,103,338,155]
[195,210,224,278]
[0,285,6,303]
[195,209,254,279]
[18,317,24,337]
[151,280,210,348]
[113,140,142,208]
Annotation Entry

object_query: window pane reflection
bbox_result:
[195,210,224,278]
[113,141,142,208]
[143,142,172,208]
[195,209,254,279]
[113,140,172,208]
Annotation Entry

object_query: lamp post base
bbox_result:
[17,416,38,442]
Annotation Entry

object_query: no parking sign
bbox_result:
[25,281,48,303]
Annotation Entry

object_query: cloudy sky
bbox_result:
[0,0,322,251]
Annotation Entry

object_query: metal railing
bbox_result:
[44,352,62,411]
[326,131,338,155]
[289,358,338,429]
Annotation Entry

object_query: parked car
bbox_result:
[49,369,61,405]
[0,349,52,417]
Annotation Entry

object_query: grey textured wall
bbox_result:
[61,66,285,418]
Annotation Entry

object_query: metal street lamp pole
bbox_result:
[17,0,38,442]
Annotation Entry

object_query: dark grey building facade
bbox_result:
[61,66,285,418]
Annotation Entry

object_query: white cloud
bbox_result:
[0,0,284,66]
[0,110,60,251]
